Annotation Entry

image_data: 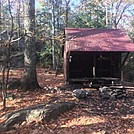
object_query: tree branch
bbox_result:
[10,36,23,43]
[116,4,130,26]
[0,52,24,62]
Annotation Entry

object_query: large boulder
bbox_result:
[99,86,126,99]
[72,89,90,99]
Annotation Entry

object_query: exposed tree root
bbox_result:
[0,101,76,132]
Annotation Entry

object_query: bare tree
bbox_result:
[1,0,14,109]
[104,0,134,29]
[51,0,56,70]
[0,0,2,26]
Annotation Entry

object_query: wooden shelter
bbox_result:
[64,28,134,85]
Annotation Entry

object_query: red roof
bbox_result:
[65,28,134,52]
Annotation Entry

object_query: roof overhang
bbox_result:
[65,28,134,52]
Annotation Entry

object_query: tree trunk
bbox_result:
[17,0,21,50]
[21,0,40,91]
[51,1,56,70]
[0,0,1,26]
[65,0,70,27]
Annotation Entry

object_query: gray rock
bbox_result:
[115,93,127,99]
[99,86,127,99]
[73,89,90,99]
[100,94,111,99]
[99,87,112,99]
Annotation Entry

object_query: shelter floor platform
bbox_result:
[69,77,121,87]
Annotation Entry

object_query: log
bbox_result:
[0,101,76,132]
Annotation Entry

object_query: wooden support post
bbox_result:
[121,52,130,69]
[93,53,96,77]
[66,51,70,82]
[121,70,123,81]
[93,67,96,77]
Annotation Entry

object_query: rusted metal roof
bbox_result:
[65,28,134,52]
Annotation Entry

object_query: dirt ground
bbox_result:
[0,68,134,134]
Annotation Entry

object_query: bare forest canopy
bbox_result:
[0,0,133,66]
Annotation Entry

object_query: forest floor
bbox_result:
[0,68,134,134]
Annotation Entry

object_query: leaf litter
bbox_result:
[0,68,134,134]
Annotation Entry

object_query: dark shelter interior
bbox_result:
[67,51,121,82]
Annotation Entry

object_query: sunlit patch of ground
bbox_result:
[61,116,106,127]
